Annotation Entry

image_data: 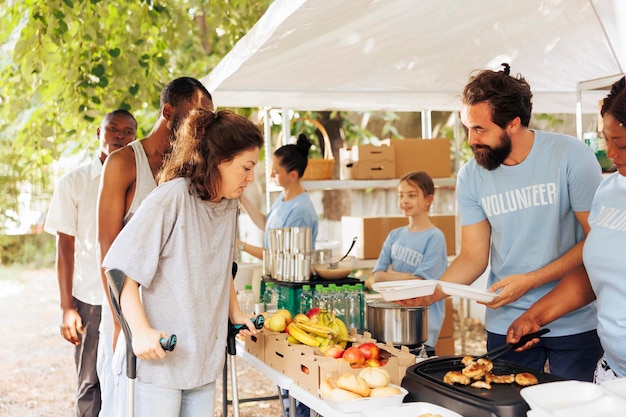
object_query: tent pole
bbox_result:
[421,109,432,139]
[282,108,291,144]
[264,107,272,210]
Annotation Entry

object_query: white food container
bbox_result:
[360,401,463,417]
[521,380,604,412]
[372,280,436,301]
[319,384,408,414]
[601,378,626,399]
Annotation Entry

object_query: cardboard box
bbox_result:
[318,342,416,388]
[349,144,395,163]
[340,144,396,180]
[388,138,451,179]
[434,298,456,356]
[285,345,335,396]
[263,332,292,373]
[430,214,458,256]
[435,336,455,356]
[244,332,268,361]
[340,160,397,180]
[341,215,457,259]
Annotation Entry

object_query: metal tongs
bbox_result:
[476,328,550,361]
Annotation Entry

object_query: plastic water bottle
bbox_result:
[313,284,325,309]
[299,284,314,314]
[332,285,346,322]
[318,287,332,312]
[263,282,278,313]
[328,284,337,314]
[345,285,360,331]
[239,284,256,314]
[355,283,365,330]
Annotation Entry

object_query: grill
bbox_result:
[401,356,564,417]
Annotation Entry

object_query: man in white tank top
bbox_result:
[96,77,213,417]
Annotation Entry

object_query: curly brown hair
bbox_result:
[158,109,263,201]
[462,63,533,128]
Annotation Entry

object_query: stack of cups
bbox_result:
[264,227,312,281]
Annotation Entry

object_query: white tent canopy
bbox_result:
[202,0,625,114]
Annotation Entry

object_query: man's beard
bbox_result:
[471,131,512,170]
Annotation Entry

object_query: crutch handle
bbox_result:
[232,315,265,332]
[160,334,177,351]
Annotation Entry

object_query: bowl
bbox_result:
[313,255,355,280]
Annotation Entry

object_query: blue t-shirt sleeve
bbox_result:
[457,162,487,226]
[566,141,603,212]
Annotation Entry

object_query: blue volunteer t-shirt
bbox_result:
[373,226,448,346]
[457,130,602,336]
[583,172,626,377]
[265,191,319,248]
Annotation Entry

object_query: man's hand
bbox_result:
[482,273,535,309]
[506,313,543,352]
[60,308,83,345]
[393,286,447,307]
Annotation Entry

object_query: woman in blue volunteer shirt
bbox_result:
[239,133,319,259]
[507,76,626,383]
[372,171,448,347]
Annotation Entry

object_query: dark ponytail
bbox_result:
[274,133,312,178]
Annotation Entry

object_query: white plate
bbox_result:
[437,281,497,303]
[319,384,408,414]
[372,280,437,302]
[360,401,463,417]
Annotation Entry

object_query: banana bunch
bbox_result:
[287,309,351,349]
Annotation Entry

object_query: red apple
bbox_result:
[342,347,365,367]
[321,344,345,359]
[306,307,321,319]
[357,342,380,361]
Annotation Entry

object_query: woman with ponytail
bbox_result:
[239,133,319,259]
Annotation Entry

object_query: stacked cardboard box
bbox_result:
[339,144,396,180]
[341,214,457,259]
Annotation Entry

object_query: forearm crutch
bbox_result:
[105,268,176,417]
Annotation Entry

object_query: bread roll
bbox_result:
[335,373,371,397]
[320,376,337,398]
[358,367,391,388]
[329,387,363,400]
[369,386,402,397]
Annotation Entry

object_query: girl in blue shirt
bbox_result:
[372,171,448,346]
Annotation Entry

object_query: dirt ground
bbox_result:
[0,267,485,417]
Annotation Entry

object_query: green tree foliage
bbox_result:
[0,0,272,231]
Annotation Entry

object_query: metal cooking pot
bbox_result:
[366,299,428,346]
